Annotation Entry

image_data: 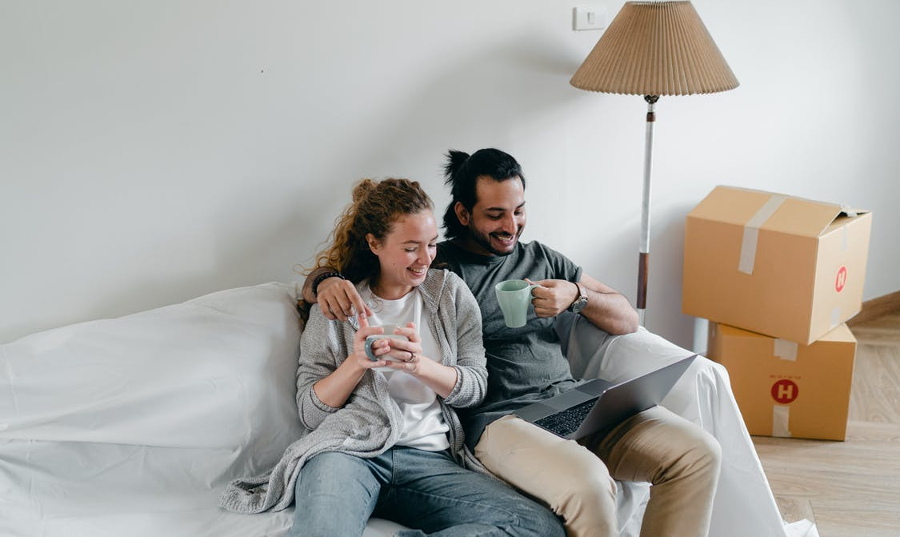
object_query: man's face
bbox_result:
[455,175,526,256]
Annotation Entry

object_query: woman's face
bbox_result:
[367,209,438,299]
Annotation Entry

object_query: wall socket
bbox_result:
[573,6,607,31]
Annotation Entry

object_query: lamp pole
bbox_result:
[637,95,658,325]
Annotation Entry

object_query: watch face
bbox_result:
[571,297,587,313]
[569,283,588,313]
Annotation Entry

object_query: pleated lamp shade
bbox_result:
[570,1,738,96]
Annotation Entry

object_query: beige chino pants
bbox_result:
[474,406,721,537]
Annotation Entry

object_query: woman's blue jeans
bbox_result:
[288,446,563,537]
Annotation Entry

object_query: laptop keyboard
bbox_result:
[533,397,599,437]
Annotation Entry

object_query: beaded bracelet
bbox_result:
[311,271,346,296]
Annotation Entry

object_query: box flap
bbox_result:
[690,186,853,237]
[688,185,774,226]
[762,197,842,237]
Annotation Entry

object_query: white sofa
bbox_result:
[0,282,794,537]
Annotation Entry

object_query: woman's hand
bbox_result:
[378,322,426,374]
[311,313,385,408]
[349,314,392,370]
[379,322,458,398]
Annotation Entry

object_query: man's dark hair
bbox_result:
[441,148,526,241]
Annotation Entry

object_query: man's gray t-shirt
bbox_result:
[436,240,584,449]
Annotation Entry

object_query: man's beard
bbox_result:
[468,223,520,257]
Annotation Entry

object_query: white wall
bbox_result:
[3,0,899,348]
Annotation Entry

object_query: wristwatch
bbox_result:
[568,282,588,314]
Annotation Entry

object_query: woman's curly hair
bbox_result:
[297,178,432,322]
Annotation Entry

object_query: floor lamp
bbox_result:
[570,1,739,325]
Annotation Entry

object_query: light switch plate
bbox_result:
[573,6,606,31]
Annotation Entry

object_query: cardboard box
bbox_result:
[707,322,856,441]
[683,185,872,345]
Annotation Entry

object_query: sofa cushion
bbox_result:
[0,282,308,536]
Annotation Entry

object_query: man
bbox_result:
[304,148,721,537]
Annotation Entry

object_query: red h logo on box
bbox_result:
[835,266,848,293]
[771,379,799,404]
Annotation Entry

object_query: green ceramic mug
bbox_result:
[494,279,539,328]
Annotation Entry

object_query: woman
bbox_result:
[220,178,563,537]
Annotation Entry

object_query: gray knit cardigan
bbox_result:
[219,269,489,514]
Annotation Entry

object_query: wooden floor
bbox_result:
[752,310,900,537]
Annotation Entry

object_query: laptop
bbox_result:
[514,354,697,440]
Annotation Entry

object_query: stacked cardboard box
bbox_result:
[682,186,872,441]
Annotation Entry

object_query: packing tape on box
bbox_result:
[774,339,798,361]
[739,194,787,275]
[840,204,858,218]
[831,307,842,330]
[772,405,792,437]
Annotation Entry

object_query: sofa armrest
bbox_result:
[557,312,691,381]
[555,312,790,537]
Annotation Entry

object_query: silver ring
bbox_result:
[408,351,415,362]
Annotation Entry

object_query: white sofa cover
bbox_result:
[0,282,801,537]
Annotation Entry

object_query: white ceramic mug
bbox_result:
[364,325,408,361]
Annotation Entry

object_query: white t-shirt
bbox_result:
[360,282,450,451]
